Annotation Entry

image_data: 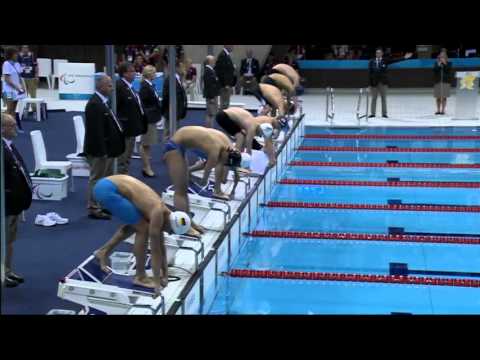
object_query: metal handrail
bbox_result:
[356,87,370,125]
[325,87,335,124]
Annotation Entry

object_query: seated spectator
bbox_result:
[261,53,276,77]
[148,46,165,72]
[133,54,146,74]
[239,49,260,94]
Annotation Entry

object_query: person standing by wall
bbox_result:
[17,45,38,114]
[239,49,260,94]
[139,65,162,177]
[433,51,453,115]
[368,47,413,118]
[2,112,33,287]
[84,75,125,220]
[215,45,235,109]
[161,60,188,139]
[1,47,26,129]
[203,55,220,128]
[183,58,197,101]
[116,62,148,175]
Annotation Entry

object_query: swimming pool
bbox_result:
[207,126,480,315]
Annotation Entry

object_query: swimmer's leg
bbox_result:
[132,219,157,289]
[94,225,136,272]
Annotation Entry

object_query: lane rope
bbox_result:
[298,146,480,153]
[227,269,480,288]
[289,161,480,169]
[247,230,480,245]
[265,201,480,213]
[304,134,480,140]
[279,179,480,188]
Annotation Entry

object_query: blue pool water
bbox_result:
[208,127,480,314]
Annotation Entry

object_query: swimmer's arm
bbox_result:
[200,154,217,186]
[149,212,168,291]
[264,138,276,166]
[245,126,256,155]
[229,168,240,199]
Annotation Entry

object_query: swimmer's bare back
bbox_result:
[223,107,256,131]
[258,84,285,115]
[173,126,231,155]
[272,64,300,88]
[269,73,295,95]
[106,175,165,220]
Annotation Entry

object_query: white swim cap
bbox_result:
[169,211,191,235]
[259,123,273,139]
[240,152,252,169]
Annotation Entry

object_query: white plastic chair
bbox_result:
[51,59,68,89]
[37,58,52,89]
[30,130,74,191]
[66,116,90,177]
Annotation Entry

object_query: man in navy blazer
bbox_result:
[368,48,413,118]
[2,113,33,287]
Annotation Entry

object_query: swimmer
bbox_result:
[215,107,280,167]
[92,175,192,294]
[164,126,249,215]
[271,63,300,88]
[250,83,287,118]
[261,73,295,97]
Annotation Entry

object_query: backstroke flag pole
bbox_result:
[105,45,118,173]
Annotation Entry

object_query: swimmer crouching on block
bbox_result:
[93,175,192,294]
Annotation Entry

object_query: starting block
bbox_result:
[58,255,165,315]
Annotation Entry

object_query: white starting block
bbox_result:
[57,232,204,315]
[58,254,166,315]
[30,173,69,201]
[66,116,90,177]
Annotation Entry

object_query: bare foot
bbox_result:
[213,191,229,201]
[133,275,157,289]
[94,249,111,273]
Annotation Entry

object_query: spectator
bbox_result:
[203,55,220,128]
[116,62,148,175]
[183,58,197,101]
[239,49,260,94]
[368,47,413,118]
[133,54,146,74]
[215,45,235,109]
[148,46,165,72]
[84,75,125,219]
[1,47,26,128]
[139,65,162,177]
[161,60,188,138]
[261,53,276,76]
[162,45,185,67]
[18,45,39,114]
[2,112,33,287]
[433,51,453,115]
[289,45,306,60]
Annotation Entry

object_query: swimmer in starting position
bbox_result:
[93,175,192,294]
[164,126,249,218]
[215,107,280,167]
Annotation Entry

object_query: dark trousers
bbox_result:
[370,83,388,116]
[86,156,114,209]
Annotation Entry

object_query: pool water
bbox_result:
[208,127,480,314]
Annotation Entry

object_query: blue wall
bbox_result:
[298,58,480,70]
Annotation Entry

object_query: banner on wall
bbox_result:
[58,63,96,100]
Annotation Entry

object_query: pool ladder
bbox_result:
[356,88,370,125]
[325,87,335,124]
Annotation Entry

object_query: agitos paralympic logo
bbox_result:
[59,73,76,85]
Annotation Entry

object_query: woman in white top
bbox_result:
[2,47,26,119]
